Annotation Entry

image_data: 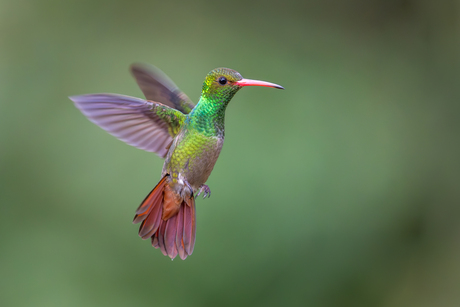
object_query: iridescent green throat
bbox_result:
[187,89,240,138]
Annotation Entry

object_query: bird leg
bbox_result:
[196,184,211,199]
[183,180,194,197]
[181,180,195,207]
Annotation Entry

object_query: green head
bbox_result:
[201,67,284,103]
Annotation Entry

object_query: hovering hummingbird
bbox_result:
[70,64,283,260]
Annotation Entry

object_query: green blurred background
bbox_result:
[1,0,460,306]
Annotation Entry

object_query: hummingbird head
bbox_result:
[201,68,284,102]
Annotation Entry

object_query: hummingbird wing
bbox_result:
[130,63,195,114]
[70,93,186,158]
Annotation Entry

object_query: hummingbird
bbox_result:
[70,63,283,260]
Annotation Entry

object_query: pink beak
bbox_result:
[235,78,284,89]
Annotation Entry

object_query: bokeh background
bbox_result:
[1,0,460,306]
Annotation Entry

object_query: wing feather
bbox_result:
[130,63,195,114]
[70,93,186,158]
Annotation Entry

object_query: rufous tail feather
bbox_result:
[133,175,196,260]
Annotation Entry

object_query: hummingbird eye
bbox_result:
[218,77,228,85]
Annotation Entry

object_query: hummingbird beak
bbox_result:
[236,78,284,89]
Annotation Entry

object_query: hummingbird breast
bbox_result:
[162,128,224,193]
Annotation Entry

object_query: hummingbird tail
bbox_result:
[133,175,196,260]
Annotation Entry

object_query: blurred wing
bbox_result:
[130,63,195,114]
[70,93,186,158]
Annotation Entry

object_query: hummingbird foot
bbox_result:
[196,184,211,199]
[183,180,193,196]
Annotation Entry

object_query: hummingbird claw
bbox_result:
[197,184,211,199]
